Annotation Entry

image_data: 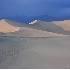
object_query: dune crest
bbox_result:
[0,19,20,33]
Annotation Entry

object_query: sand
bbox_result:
[0,36,70,69]
[4,19,70,35]
[19,27,64,37]
[52,20,70,31]
[0,19,64,37]
[28,20,70,35]
[0,27,63,38]
[0,19,20,33]
[0,19,70,69]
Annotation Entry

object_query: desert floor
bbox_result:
[0,36,70,69]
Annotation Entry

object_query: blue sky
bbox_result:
[0,0,70,17]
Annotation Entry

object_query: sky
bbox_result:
[0,0,70,19]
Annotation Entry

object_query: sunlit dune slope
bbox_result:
[0,19,20,33]
[52,20,70,31]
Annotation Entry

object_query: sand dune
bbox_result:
[0,27,63,38]
[0,36,70,68]
[19,27,63,37]
[0,19,64,37]
[4,19,70,35]
[29,20,70,35]
[52,20,70,31]
[0,19,70,36]
[0,19,20,33]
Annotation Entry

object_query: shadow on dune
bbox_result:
[46,22,70,35]
[2,19,70,35]
[23,22,70,35]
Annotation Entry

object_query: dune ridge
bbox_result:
[0,19,64,37]
[28,20,70,35]
[0,19,70,37]
[0,19,20,33]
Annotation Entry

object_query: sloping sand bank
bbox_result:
[0,19,20,33]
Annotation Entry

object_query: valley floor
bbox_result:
[0,36,70,69]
